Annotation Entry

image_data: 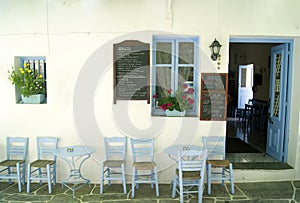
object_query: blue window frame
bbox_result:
[152,36,199,116]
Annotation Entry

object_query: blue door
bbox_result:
[266,44,289,161]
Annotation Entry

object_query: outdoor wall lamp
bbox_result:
[209,38,222,61]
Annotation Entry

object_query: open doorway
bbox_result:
[226,39,293,168]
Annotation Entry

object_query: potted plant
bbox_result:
[153,84,195,116]
[8,63,46,104]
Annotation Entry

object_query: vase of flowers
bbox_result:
[8,63,46,104]
[153,84,195,117]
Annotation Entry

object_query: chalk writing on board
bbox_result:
[200,73,227,120]
[202,74,227,91]
[113,40,150,104]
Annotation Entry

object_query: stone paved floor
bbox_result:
[0,181,300,202]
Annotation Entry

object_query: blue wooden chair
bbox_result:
[27,137,58,194]
[0,137,29,192]
[100,137,127,194]
[202,136,234,194]
[171,149,207,203]
[130,138,159,198]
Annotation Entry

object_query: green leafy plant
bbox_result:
[8,63,46,97]
[153,84,195,112]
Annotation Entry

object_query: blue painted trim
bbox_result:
[20,56,46,60]
[283,41,293,163]
[151,36,200,116]
[230,38,293,44]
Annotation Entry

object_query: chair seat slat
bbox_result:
[31,160,55,168]
[0,159,24,166]
[103,160,125,167]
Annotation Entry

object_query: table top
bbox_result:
[164,144,202,156]
[53,145,95,157]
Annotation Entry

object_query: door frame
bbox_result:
[229,37,294,162]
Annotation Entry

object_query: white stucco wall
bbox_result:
[0,0,300,184]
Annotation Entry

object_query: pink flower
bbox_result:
[167,103,172,107]
[187,88,194,94]
[153,94,158,98]
[182,95,187,100]
[167,89,172,94]
[183,83,188,89]
[160,104,167,111]
[188,98,195,104]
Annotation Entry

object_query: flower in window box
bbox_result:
[153,84,195,112]
[8,63,46,97]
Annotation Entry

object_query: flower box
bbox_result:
[166,110,186,117]
[21,94,45,104]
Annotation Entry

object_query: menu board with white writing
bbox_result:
[200,73,228,120]
[113,40,150,104]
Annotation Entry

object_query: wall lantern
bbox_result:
[209,38,222,61]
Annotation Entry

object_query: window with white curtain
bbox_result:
[152,36,199,116]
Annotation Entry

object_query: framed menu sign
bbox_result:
[200,73,228,120]
[113,40,150,104]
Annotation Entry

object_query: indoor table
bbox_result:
[53,145,95,198]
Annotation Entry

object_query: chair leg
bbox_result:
[38,168,43,186]
[121,164,127,194]
[27,164,31,193]
[53,164,57,185]
[222,167,225,186]
[179,176,183,203]
[16,163,22,192]
[198,181,203,203]
[154,167,159,197]
[135,169,139,189]
[107,168,111,186]
[150,170,154,189]
[171,174,177,198]
[7,166,11,184]
[21,163,26,185]
[46,164,52,194]
[131,167,136,198]
[99,165,104,194]
[229,163,235,194]
[207,164,212,195]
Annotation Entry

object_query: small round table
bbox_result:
[53,145,95,198]
[164,144,203,160]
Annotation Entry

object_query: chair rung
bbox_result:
[135,180,156,184]
[30,168,54,174]
[104,172,123,179]
[29,175,53,181]
[0,174,19,178]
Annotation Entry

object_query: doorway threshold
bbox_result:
[226,152,293,170]
[233,162,293,170]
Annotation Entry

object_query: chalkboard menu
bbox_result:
[200,73,228,120]
[113,40,150,104]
